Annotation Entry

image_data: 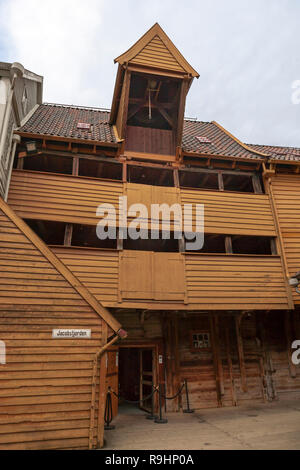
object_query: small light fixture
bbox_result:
[25,141,37,154]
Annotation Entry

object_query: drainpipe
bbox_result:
[0,63,24,164]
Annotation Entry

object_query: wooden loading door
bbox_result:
[140,348,154,412]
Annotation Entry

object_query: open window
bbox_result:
[71,224,118,249]
[78,159,122,180]
[179,170,219,190]
[223,173,254,193]
[24,219,66,245]
[123,229,179,252]
[127,164,174,187]
[23,155,73,174]
[184,234,226,253]
[231,236,276,255]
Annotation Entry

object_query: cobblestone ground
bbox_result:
[103,399,300,450]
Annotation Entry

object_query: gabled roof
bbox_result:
[0,197,121,333]
[247,143,300,162]
[114,23,199,78]
[18,103,118,145]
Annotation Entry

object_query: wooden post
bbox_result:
[257,314,276,401]
[235,314,248,392]
[64,223,73,246]
[210,315,224,406]
[225,319,237,406]
[285,310,297,378]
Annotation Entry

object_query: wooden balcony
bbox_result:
[180,188,276,236]
[8,170,123,225]
[51,248,289,310]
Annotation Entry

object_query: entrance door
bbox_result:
[118,347,155,413]
[139,349,154,412]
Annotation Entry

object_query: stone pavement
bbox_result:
[103,400,300,450]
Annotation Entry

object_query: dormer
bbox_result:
[110,23,199,156]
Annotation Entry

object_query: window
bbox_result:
[21,87,28,115]
[179,168,263,194]
[191,332,211,350]
[231,236,275,255]
[78,159,122,180]
[123,230,179,252]
[25,219,66,245]
[23,154,73,174]
[223,173,254,193]
[179,170,219,190]
[127,164,174,187]
[71,224,117,249]
[184,234,226,253]
[183,234,276,255]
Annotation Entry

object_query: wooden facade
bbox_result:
[1,23,300,450]
[0,198,121,449]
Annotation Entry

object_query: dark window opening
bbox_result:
[23,155,73,175]
[123,230,179,252]
[78,159,122,180]
[179,170,219,190]
[127,73,181,131]
[223,174,254,193]
[184,234,226,253]
[128,165,174,187]
[72,224,117,249]
[25,219,66,245]
[231,236,275,255]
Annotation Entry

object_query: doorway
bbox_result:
[118,347,155,414]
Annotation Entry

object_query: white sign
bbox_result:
[52,329,91,339]
[159,355,163,364]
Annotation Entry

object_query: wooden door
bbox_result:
[139,348,154,412]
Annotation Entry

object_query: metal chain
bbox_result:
[160,382,185,400]
[110,385,159,404]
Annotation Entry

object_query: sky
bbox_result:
[0,0,299,147]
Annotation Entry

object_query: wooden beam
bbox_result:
[210,314,224,406]
[235,314,248,392]
[225,319,237,406]
[176,79,188,147]
[285,310,297,378]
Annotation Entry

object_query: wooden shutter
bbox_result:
[153,253,185,301]
[120,251,152,299]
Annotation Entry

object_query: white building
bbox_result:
[0,62,43,199]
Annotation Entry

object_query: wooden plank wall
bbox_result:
[8,170,123,225]
[184,254,289,310]
[125,126,175,155]
[180,189,276,236]
[264,310,300,399]
[0,209,106,450]
[52,247,119,306]
[129,35,186,73]
[177,315,266,411]
[270,174,300,304]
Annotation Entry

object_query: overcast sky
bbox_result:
[0,0,299,147]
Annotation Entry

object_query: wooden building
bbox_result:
[1,23,300,449]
